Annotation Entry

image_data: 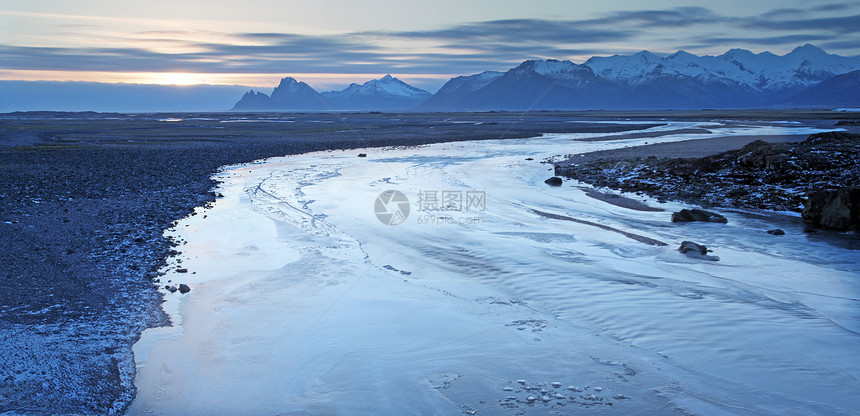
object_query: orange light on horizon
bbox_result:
[139,72,204,86]
[0,69,280,87]
[0,69,455,91]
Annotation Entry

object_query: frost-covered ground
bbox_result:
[129,121,860,415]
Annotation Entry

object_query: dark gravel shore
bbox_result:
[0,111,664,415]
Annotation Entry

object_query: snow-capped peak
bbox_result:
[525,59,586,76]
[585,52,663,84]
[324,75,430,98]
[511,60,593,81]
[362,75,430,97]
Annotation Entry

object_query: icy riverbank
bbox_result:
[130,121,860,415]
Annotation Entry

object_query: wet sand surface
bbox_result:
[580,188,665,212]
[561,134,812,164]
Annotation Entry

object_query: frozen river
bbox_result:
[129,121,860,415]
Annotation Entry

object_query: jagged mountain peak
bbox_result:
[239,89,266,98]
[273,77,319,94]
[232,89,276,110]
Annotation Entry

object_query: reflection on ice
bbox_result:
[130,121,860,415]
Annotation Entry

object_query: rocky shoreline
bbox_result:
[555,131,860,231]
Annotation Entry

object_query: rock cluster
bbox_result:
[556,132,860,230]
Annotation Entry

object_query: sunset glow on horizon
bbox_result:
[0,69,456,92]
[3,0,859,93]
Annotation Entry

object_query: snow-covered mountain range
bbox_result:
[585,44,858,91]
[233,44,860,111]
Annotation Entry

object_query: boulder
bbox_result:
[802,187,860,230]
[544,177,563,186]
[671,209,728,224]
[678,241,719,261]
[767,229,785,235]
[679,241,708,255]
[358,153,367,157]
[178,284,191,294]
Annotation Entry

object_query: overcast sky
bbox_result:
[1,0,859,92]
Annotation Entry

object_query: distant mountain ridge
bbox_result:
[320,75,431,111]
[233,74,430,111]
[233,44,860,111]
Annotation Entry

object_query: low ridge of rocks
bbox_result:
[556,132,860,230]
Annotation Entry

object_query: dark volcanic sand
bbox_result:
[0,111,662,415]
